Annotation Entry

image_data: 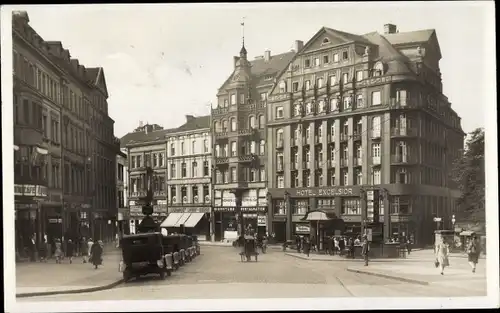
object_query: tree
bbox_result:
[451,128,485,223]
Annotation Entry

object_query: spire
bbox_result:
[240,17,247,58]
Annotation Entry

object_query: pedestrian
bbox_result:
[303,236,310,257]
[339,237,345,256]
[81,237,88,263]
[361,234,370,266]
[349,237,355,259]
[54,238,63,264]
[466,234,482,273]
[326,236,333,255]
[295,235,300,253]
[29,234,37,262]
[406,236,412,255]
[90,240,103,269]
[87,238,94,262]
[66,239,75,264]
[435,238,450,275]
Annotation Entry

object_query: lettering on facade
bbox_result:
[295,225,310,232]
[257,215,267,227]
[294,187,354,197]
[14,184,48,197]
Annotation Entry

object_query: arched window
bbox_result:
[230,118,236,132]
[249,116,256,129]
[276,129,284,143]
[279,81,287,93]
[317,78,324,88]
[258,115,265,129]
[222,120,228,132]
[213,121,220,132]
[259,140,266,155]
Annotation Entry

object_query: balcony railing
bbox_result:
[153,190,167,197]
[215,157,229,164]
[211,107,229,115]
[391,127,418,137]
[391,154,417,164]
[130,191,147,198]
[238,155,255,162]
[238,129,254,136]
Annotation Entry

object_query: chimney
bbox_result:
[264,50,271,62]
[384,24,397,34]
[186,115,195,122]
[233,56,240,68]
[294,40,304,52]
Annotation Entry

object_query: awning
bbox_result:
[459,231,475,236]
[160,213,184,227]
[301,210,332,221]
[184,213,205,228]
[174,213,191,227]
[36,147,49,155]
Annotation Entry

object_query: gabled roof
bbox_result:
[300,27,373,55]
[218,51,295,93]
[120,115,211,147]
[85,67,109,98]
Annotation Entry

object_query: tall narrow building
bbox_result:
[266,24,464,245]
[211,36,299,240]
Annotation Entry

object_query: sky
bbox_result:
[10,2,494,137]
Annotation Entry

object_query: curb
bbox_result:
[16,279,124,298]
[285,253,351,262]
[346,268,429,286]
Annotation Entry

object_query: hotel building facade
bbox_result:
[265,24,464,246]
[13,11,119,256]
[211,40,301,240]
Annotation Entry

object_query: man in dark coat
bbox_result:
[339,237,345,256]
[66,239,75,264]
[90,240,103,269]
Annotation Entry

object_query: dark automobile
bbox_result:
[119,232,174,281]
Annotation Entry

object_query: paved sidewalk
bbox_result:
[16,250,123,297]
[199,241,282,250]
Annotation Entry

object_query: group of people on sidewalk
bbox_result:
[435,233,483,275]
[21,235,105,269]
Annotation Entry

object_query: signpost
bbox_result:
[433,217,442,230]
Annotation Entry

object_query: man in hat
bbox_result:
[361,234,370,266]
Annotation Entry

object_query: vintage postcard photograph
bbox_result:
[1,2,498,312]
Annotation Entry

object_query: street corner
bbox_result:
[346,266,429,286]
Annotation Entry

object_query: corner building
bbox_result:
[13,11,119,255]
[211,41,300,240]
[266,25,464,246]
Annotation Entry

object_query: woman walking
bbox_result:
[54,238,63,264]
[435,238,450,275]
[81,237,88,263]
[87,238,94,263]
[90,240,103,269]
[467,234,482,273]
[66,239,75,264]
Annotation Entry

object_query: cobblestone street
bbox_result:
[18,246,487,301]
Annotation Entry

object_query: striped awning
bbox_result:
[174,213,191,227]
[160,213,184,227]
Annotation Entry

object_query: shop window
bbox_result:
[341,198,360,215]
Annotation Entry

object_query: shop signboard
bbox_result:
[295,224,310,234]
[257,215,267,227]
[14,184,48,197]
[293,187,356,197]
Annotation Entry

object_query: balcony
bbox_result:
[302,161,311,169]
[340,159,349,167]
[391,154,417,164]
[215,157,229,165]
[214,132,229,139]
[130,191,147,198]
[276,139,284,149]
[153,190,167,198]
[238,129,254,137]
[238,155,255,163]
[390,98,419,109]
[340,133,349,142]
[391,127,418,137]
[211,107,229,115]
[328,159,336,168]
[371,131,382,140]
[291,162,299,170]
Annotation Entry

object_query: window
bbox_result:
[192,162,198,177]
[372,143,381,164]
[294,104,302,116]
[317,78,324,88]
[181,162,187,177]
[231,167,237,182]
[42,114,48,138]
[170,163,176,178]
[192,140,196,154]
[343,96,352,110]
[222,120,228,132]
[274,200,286,215]
[153,153,158,167]
[249,116,256,129]
[230,118,237,131]
[305,102,312,115]
[356,169,363,185]
[397,168,408,184]
[305,80,311,90]
[276,106,284,119]
[223,99,229,107]
[250,141,256,154]
[304,59,311,67]
[259,140,265,155]
[371,91,382,106]
[292,82,299,92]
[330,145,336,163]
[329,75,337,86]
[342,51,349,60]
[260,167,266,182]
[230,94,236,105]
[318,100,325,113]
[136,155,142,168]
[396,89,408,106]
[250,169,257,182]
[356,70,363,81]
[292,199,308,215]
[323,55,329,64]
[279,81,287,93]
[231,142,237,156]
[181,142,185,155]
[170,143,175,156]
[239,93,245,104]
[330,97,338,111]
[277,175,284,188]
[372,116,381,137]
[356,95,364,108]
[314,58,320,67]
[276,129,284,144]
[342,169,349,186]
[203,161,209,176]
[204,139,209,153]
[341,198,360,215]
[342,73,349,84]
[260,93,267,101]
[259,115,265,129]
[372,168,381,185]
[333,54,339,63]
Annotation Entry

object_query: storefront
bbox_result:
[212,207,237,242]
[161,206,210,240]
[128,201,168,234]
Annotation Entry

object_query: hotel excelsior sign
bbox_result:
[293,187,357,197]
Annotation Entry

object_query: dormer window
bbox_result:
[322,37,330,44]
[279,81,287,93]
[373,62,384,77]
[342,51,349,60]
